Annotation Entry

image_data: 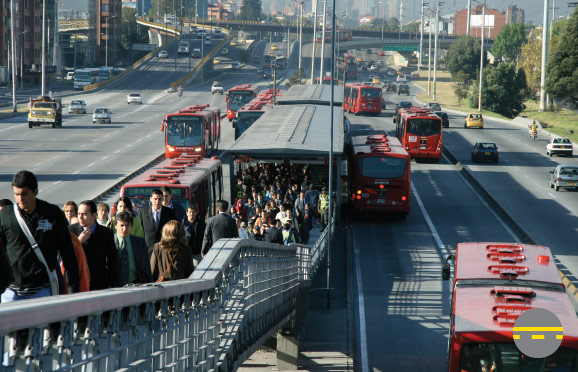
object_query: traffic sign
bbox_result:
[382,44,419,52]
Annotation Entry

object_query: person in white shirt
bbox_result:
[275,204,287,222]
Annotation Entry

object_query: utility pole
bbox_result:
[432,0,439,100]
[10,0,16,112]
[310,0,318,83]
[427,11,432,95]
[539,0,550,111]
[41,0,46,96]
[478,0,485,111]
[297,0,304,83]
[466,0,471,35]
[419,0,426,71]
[319,0,327,82]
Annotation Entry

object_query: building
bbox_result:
[454,5,507,38]
[0,0,58,84]
[505,4,524,24]
[207,3,231,20]
[57,0,121,69]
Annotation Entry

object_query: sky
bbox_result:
[401,0,576,25]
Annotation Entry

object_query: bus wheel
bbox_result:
[28,122,33,128]
[51,122,56,128]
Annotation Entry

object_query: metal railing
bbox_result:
[0,227,333,371]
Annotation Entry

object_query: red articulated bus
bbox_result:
[444,242,578,372]
[226,84,260,121]
[161,104,221,158]
[342,53,358,80]
[119,155,223,220]
[349,134,411,217]
[393,106,442,161]
[344,83,382,116]
[233,88,283,139]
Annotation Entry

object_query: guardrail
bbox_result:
[0,224,333,371]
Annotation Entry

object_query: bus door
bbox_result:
[351,88,358,113]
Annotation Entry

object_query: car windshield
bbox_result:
[95,108,108,114]
[166,115,203,147]
[34,102,54,109]
[407,118,442,136]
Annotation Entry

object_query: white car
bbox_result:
[158,50,168,58]
[127,92,142,104]
[92,108,111,124]
[231,61,242,70]
[211,81,224,94]
[547,137,573,157]
[68,100,86,114]
[396,75,407,82]
[204,36,212,46]
[369,64,378,70]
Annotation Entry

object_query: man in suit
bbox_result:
[114,212,153,286]
[202,200,238,256]
[294,191,307,223]
[139,189,177,256]
[264,217,284,244]
[182,204,206,268]
[70,200,118,291]
[161,186,186,223]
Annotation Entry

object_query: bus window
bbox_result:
[358,157,408,179]
[211,171,217,214]
[217,167,223,201]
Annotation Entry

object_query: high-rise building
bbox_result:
[505,4,524,24]
[388,0,397,21]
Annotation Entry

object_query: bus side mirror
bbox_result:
[161,119,166,131]
[442,255,455,281]
[393,117,397,124]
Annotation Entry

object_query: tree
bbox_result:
[387,18,400,31]
[546,8,578,101]
[469,62,528,118]
[118,7,150,66]
[517,28,542,96]
[239,0,262,21]
[445,36,484,82]
[453,71,470,104]
[491,22,527,63]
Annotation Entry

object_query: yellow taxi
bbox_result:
[372,76,381,85]
[356,56,363,62]
[213,57,221,64]
[269,51,276,57]
[464,113,484,129]
[271,45,278,50]
[239,38,246,44]
[221,48,229,55]
[230,39,238,46]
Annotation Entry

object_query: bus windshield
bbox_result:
[166,115,203,147]
[459,344,578,372]
[360,88,381,98]
[236,111,264,136]
[406,118,441,136]
[358,157,407,179]
[228,91,254,111]
[74,72,91,82]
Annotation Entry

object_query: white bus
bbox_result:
[177,40,190,55]
[164,14,177,24]
[73,68,100,90]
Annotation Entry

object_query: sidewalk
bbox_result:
[238,223,353,371]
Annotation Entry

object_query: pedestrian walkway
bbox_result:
[239,223,353,371]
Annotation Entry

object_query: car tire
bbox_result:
[92,121,95,124]
[51,122,56,128]
[550,181,554,189]
[28,122,33,128]
[549,151,552,157]
[555,184,559,191]
[464,123,467,128]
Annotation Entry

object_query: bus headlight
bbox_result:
[168,147,175,152]
[195,147,202,152]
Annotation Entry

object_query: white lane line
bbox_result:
[114,149,121,154]
[548,192,556,198]
[73,170,80,174]
[353,233,370,372]
[411,182,450,258]
[87,162,95,168]
[53,181,61,185]
[0,124,24,132]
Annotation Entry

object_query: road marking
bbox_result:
[114,149,121,154]
[88,162,95,168]
[548,192,556,198]
[353,234,370,372]
[0,124,24,132]
[411,182,449,258]
[53,181,61,185]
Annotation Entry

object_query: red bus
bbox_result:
[226,84,260,121]
[341,53,358,80]
[393,106,442,161]
[344,83,382,116]
[232,88,284,139]
[161,104,221,158]
[119,155,223,220]
[349,134,411,217]
[444,243,578,372]
[315,29,353,43]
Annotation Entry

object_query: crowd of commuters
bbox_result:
[0,165,327,303]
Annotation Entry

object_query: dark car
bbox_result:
[394,101,413,111]
[471,142,499,163]
[398,84,410,95]
[366,48,372,54]
[384,83,397,92]
[434,111,449,128]
[381,98,387,110]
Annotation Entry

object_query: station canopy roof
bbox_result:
[276,84,343,106]
[228,104,344,158]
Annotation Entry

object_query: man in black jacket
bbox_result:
[264,217,284,245]
[114,212,153,286]
[0,170,79,302]
[139,189,177,256]
[70,200,118,291]
[182,204,206,268]
[202,200,238,256]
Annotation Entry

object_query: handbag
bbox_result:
[13,205,60,296]
[156,252,177,283]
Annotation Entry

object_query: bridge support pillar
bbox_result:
[277,331,299,370]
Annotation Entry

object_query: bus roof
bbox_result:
[121,156,221,193]
[276,84,343,106]
[167,104,220,117]
[454,242,564,286]
[398,107,439,119]
[453,285,578,343]
[351,134,409,158]
[227,84,259,93]
[229,104,344,157]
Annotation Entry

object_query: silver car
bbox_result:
[68,100,87,114]
[92,108,112,124]
[127,92,143,104]
[549,165,578,191]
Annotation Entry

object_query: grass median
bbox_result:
[412,69,578,142]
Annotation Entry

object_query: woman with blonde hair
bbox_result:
[150,220,193,282]
[62,201,78,224]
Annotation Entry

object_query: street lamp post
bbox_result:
[296,0,305,84]
[418,0,426,71]
[41,0,46,96]
[380,1,385,40]
[105,15,116,68]
[432,0,440,101]
[10,0,16,112]
[319,0,327,83]
[310,0,318,84]
[427,10,432,95]
[477,0,485,111]
[20,31,28,89]
[466,0,472,35]
[539,0,550,112]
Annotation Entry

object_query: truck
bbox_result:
[177,40,190,55]
[28,96,62,128]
